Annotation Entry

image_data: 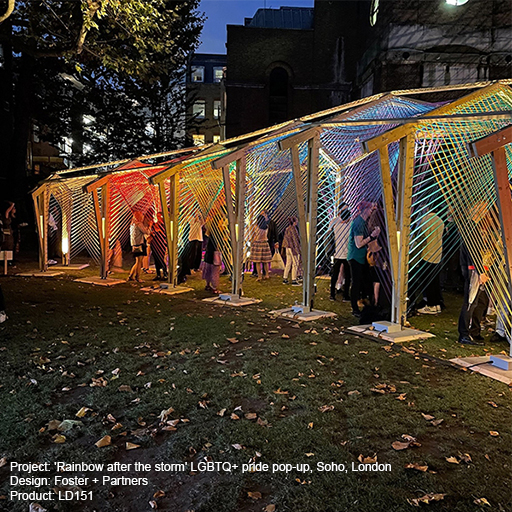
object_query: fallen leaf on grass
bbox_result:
[126,442,140,450]
[392,435,421,451]
[153,490,165,498]
[431,419,444,426]
[232,444,243,450]
[396,393,407,401]
[305,453,314,457]
[281,334,290,339]
[0,458,6,468]
[274,388,289,395]
[264,505,276,512]
[487,401,498,408]
[217,408,226,417]
[149,500,157,509]
[489,431,500,437]
[95,435,111,448]
[307,422,314,429]
[52,434,66,444]
[227,338,239,344]
[421,413,435,421]
[392,441,410,451]
[245,413,257,420]
[358,454,377,464]
[231,413,240,420]
[247,491,262,500]
[318,405,334,413]
[159,408,174,422]
[76,407,92,418]
[408,493,446,507]
[445,456,459,464]
[405,463,428,472]
[473,497,491,507]
[347,390,360,396]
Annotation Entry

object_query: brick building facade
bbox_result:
[225,0,511,138]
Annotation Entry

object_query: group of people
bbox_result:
[328,201,382,317]
[128,211,168,282]
[129,210,223,294]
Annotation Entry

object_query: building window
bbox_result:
[193,134,205,146]
[213,67,224,83]
[213,135,221,144]
[193,100,206,118]
[213,100,221,119]
[191,66,204,82]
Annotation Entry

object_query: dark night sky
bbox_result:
[197,0,315,54]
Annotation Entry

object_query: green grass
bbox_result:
[0,261,510,512]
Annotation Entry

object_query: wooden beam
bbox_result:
[222,164,237,262]
[157,182,173,286]
[213,147,246,170]
[304,135,320,311]
[492,147,512,352]
[234,157,247,297]
[362,82,504,154]
[278,127,322,152]
[396,135,415,326]
[469,125,512,157]
[378,147,399,308]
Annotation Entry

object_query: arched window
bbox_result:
[269,67,288,125]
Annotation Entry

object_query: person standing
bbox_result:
[329,206,351,301]
[128,211,150,282]
[202,232,222,293]
[417,208,445,315]
[188,212,205,272]
[282,216,301,286]
[458,202,490,345]
[251,212,273,281]
[347,202,380,317]
[149,212,167,280]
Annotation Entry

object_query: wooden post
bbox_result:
[33,186,49,272]
[157,181,173,286]
[289,136,320,312]
[291,145,310,311]
[100,182,111,279]
[222,158,247,297]
[61,195,72,266]
[378,146,400,323]
[492,147,512,353]
[167,174,180,287]
[396,135,415,326]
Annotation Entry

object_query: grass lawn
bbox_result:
[0,260,510,512]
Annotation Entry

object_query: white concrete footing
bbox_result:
[347,324,435,343]
[450,355,512,384]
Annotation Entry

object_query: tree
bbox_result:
[0,0,203,201]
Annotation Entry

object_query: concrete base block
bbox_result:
[17,271,64,278]
[490,354,512,371]
[51,263,90,271]
[141,285,193,296]
[202,294,261,307]
[269,307,336,322]
[348,324,435,343]
[450,356,512,385]
[74,277,124,287]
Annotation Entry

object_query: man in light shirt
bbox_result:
[417,208,444,315]
[329,204,351,301]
